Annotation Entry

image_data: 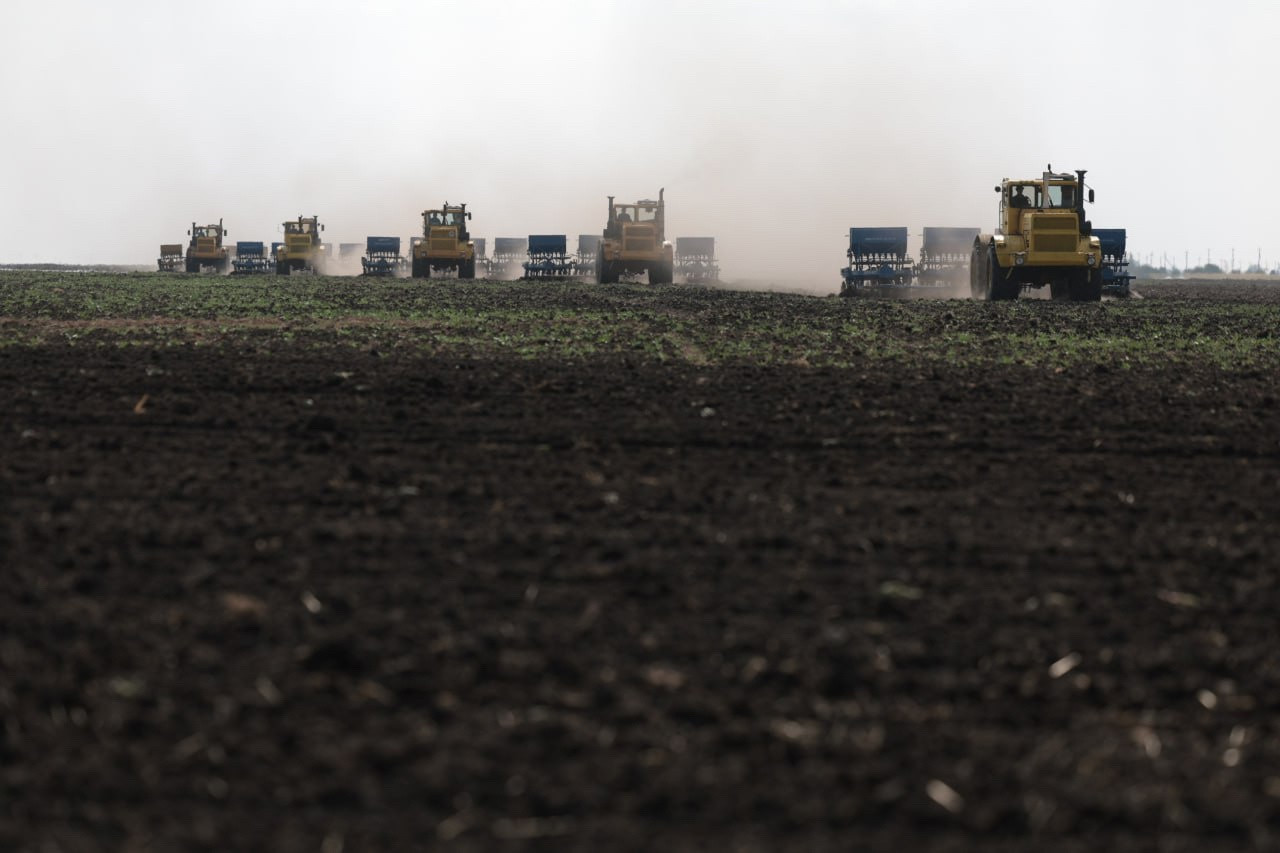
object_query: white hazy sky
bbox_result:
[2,0,1277,287]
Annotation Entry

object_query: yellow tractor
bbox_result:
[596,188,674,284]
[185,219,230,273]
[411,202,475,279]
[276,215,326,275]
[971,167,1103,301]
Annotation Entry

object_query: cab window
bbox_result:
[1041,185,1079,208]
[1008,184,1040,208]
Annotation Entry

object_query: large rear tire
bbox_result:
[597,246,618,284]
[970,242,989,300]
[1069,271,1102,302]
[650,260,673,285]
[459,258,476,280]
[989,247,1019,301]
[276,261,289,276]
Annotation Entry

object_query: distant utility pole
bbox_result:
[1231,248,1235,273]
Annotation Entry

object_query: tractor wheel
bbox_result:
[186,258,200,274]
[650,260,673,285]
[1069,271,1102,302]
[597,247,618,284]
[411,258,426,279]
[970,243,989,300]
[459,259,476,280]
[276,261,288,276]
[989,247,1019,301]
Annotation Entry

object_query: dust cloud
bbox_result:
[3,3,1280,287]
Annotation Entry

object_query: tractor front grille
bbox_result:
[1032,215,1077,231]
[1034,234,1079,252]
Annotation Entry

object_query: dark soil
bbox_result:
[3,280,1280,851]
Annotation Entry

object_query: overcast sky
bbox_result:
[3,0,1277,287]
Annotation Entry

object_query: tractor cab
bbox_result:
[604,190,664,240]
[423,203,471,242]
[280,216,325,258]
[188,220,226,252]
[997,168,1094,237]
[284,218,321,238]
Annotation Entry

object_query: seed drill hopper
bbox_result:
[916,227,980,291]
[1095,228,1134,298]
[157,244,184,272]
[489,237,528,280]
[522,235,574,279]
[840,227,913,296]
[675,237,720,284]
[361,236,407,277]
[231,241,272,275]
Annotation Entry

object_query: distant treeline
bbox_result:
[0,264,152,273]
[1131,263,1279,278]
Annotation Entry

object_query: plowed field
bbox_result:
[3,273,1280,851]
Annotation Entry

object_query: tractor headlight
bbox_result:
[1014,253,1026,266]
[1086,253,1097,266]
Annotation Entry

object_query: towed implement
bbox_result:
[361,236,407,277]
[157,244,184,272]
[186,219,230,273]
[917,227,980,291]
[489,237,527,280]
[411,202,475,279]
[231,242,272,275]
[1095,228,1135,298]
[277,215,326,275]
[597,188,673,284]
[522,235,574,280]
[675,237,720,284]
[839,227,979,296]
[971,167,1102,301]
[840,228,912,295]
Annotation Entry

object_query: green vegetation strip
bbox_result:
[0,272,1277,370]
